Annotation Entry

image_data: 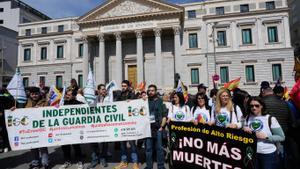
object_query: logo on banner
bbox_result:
[250,119,263,132]
[14,136,19,146]
[174,111,185,121]
[128,106,146,117]
[48,133,53,143]
[7,115,29,127]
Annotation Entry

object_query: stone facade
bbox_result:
[17,0,294,95]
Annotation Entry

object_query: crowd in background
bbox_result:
[0,78,300,169]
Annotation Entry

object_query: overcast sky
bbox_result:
[22,0,201,19]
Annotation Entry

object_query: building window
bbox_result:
[272,64,282,81]
[242,29,252,44]
[266,1,275,10]
[40,47,47,60]
[79,44,83,57]
[39,76,45,86]
[24,48,31,61]
[220,66,229,83]
[58,25,64,32]
[187,10,196,18]
[57,45,64,58]
[0,20,3,24]
[41,27,47,34]
[78,74,83,88]
[189,33,198,48]
[25,29,31,36]
[0,8,4,12]
[56,76,63,88]
[191,68,199,84]
[216,7,225,15]
[268,26,278,43]
[240,4,249,13]
[23,77,29,87]
[245,65,255,82]
[217,31,227,46]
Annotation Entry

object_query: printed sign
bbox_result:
[5,99,151,151]
[169,122,257,169]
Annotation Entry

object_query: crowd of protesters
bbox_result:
[0,78,300,169]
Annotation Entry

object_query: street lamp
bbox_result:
[210,22,219,89]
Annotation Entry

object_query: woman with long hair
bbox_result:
[191,93,213,125]
[243,97,285,169]
[211,88,243,128]
[167,92,192,123]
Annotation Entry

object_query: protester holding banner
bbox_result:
[191,93,212,125]
[60,89,84,169]
[145,84,167,169]
[87,84,109,169]
[114,80,139,169]
[243,96,285,169]
[211,88,243,128]
[167,92,192,123]
[25,87,50,169]
[0,88,14,153]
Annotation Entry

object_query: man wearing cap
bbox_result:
[25,87,49,169]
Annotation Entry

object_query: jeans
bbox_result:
[256,152,278,169]
[120,141,138,163]
[145,131,165,169]
[31,147,49,166]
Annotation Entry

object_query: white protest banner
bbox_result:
[5,99,151,151]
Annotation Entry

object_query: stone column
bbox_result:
[154,28,162,88]
[257,18,263,49]
[173,27,181,74]
[114,32,123,86]
[283,16,291,47]
[98,33,106,84]
[82,36,89,87]
[231,21,238,51]
[136,30,144,83]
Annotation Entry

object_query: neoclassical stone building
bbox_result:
[18,0,294,95]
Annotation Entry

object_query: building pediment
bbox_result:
[77,0,183,24]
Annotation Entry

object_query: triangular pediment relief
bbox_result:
[78,0,183,23]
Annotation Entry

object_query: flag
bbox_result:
[136,81,146,92]
[49,85,63,107]
[283,87,290,101]
[290,80,300,109]
[7,68,27,104]
[104,80,118,103]
[176,80,188,103]
[223,77,241,91]
[84,66,96,105]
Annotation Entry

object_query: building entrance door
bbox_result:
[127,65,137,87]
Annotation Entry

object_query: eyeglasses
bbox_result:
[250,104,260,108]
[197,97,205,100]
[121,85,127,87]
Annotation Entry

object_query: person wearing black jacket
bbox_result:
[145,84,167,169]
[114,80,139,169]
[0,88,14,153]
[59,89,83,169]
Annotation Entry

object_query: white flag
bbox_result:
[104,80,118,103]
[84,66,96,105]
[7,68,27,104]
